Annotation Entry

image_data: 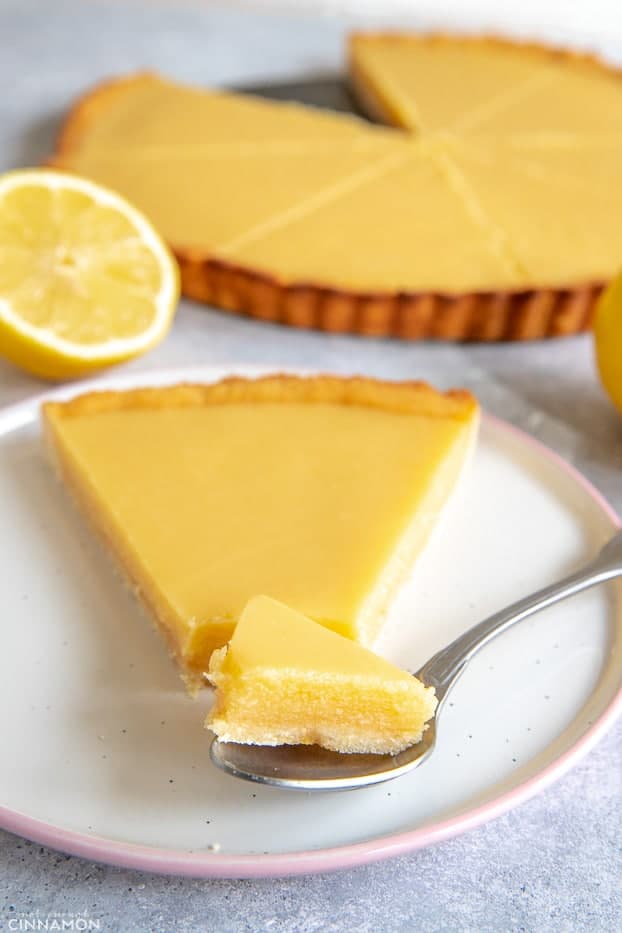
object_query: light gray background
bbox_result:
[1,2,621,930]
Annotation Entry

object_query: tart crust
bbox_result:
[42,373,478,420]
[50,36,618,341]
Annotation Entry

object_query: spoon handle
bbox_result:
[416,533,622,702]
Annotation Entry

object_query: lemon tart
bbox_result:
[42,375,478,684]
[207,595,437,754]
[50,35,622,340]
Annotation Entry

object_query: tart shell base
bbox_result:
[179,254,600,342]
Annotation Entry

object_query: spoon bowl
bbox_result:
[210,722,437,791]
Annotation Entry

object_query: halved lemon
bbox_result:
[594,270,622,415]
[0,169,179,380]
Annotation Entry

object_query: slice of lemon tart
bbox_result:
[207,595,437,754]
[42,375,478,685]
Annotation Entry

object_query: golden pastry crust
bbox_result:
[177,255,600,341]
[42,373,478,422]
[50,38,616,341]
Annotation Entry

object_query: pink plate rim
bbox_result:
[0,366,621,879]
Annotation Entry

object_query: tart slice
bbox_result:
[42,375,478,685]
[207,595,437,754]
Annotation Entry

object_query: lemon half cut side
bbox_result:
[594,269,622,415]
[0,169,179,380]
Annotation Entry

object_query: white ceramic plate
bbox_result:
[1,365,621,879]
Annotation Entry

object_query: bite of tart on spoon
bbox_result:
[209,532,622,791]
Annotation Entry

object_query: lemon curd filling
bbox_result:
[42,376,478,683]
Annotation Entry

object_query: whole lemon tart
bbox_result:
[42,375,478,686]
[50,34,622,341]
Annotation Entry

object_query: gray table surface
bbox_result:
[1,2,621,930]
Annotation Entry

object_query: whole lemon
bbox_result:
[594,272,622,414]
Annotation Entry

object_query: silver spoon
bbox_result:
[210,530,622,790]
